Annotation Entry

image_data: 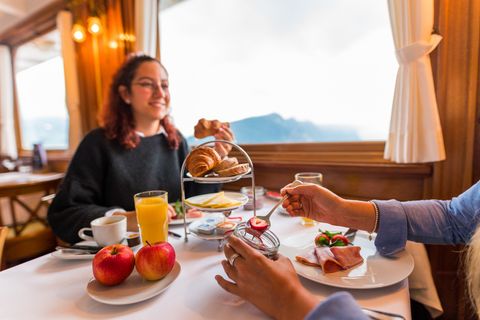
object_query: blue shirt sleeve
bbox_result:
[374,181,480,256]
[305,292,368,320]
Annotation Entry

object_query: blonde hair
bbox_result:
[466,225,480,318]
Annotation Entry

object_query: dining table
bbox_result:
[0,198,413,319]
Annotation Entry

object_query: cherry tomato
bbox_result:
[314,233,330,247]
[331,234,349,246]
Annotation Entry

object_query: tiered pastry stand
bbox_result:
[180,140,256,246]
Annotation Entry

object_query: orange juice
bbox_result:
[134,191,168,245]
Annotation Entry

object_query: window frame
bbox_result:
[0,0,68,157]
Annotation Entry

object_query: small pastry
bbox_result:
[216,163,250,177]
[186,146,222,177]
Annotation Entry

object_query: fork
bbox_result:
[254,195,289,227]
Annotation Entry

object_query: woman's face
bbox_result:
[121,61,170,123]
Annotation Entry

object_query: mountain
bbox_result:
[186,113,359,145]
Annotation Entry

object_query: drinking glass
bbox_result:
[134,190,168,245]
[294,172,323,226]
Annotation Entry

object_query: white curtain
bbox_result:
[135,0,160,58]
[57,11,83,152]
[0,45,17,159]
[385,0,445,163]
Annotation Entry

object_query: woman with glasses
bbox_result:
[48,54,234,244]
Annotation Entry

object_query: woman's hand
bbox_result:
[115,206,176,231]
[114,210,138,232]
[167,204,176,222]
[214,125,235,158]
[215,236,318,320]
[280,183,344,226]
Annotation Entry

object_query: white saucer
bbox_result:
[86,261,181,305]
[51,240,98,260]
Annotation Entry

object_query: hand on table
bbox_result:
[215,235,318,320]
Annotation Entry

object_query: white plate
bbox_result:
[50,240,98,260]
[86,261,181,305]
[280,231,414,289]
[185,192,248,212]
[186,167,251,184]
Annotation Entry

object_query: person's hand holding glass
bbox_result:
[293,172,323,226]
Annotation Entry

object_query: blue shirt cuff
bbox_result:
[373,199,408,256]
[305,292,368,320]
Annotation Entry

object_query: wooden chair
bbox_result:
[0,227,8,269]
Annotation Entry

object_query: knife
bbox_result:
[344,228,358,243]
[362,308,406,320]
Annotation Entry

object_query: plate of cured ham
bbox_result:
[280,229,414,289]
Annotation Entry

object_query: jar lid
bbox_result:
[240,186,265,196]
[233,222,279,258]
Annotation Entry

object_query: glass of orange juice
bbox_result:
[294,172,323,226]
[134,190,169,245]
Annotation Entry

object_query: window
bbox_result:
[160,0,396,144]
[15,29,69,150]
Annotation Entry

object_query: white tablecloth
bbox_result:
[0,201,411,319]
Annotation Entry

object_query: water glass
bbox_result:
[294,172,323,226]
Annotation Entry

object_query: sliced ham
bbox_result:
[314,247,344,273]
[330,246,363,269]
[295,246,363,274]
[295,250,320,267]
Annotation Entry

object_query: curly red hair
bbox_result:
[101,54,180,150]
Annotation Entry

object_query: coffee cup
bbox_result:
[78,216,126,246]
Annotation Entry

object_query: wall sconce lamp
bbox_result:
[72,23,86,43]
[87,16,102,35]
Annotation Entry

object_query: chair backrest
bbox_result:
[0,227,8,268]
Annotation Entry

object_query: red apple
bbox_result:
[135,242,176,281]
[92,244,135,286]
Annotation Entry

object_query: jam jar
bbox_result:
[240,186,265,210]
[233,222,280,259]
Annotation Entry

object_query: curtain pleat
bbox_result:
[0,46,17,159]
[385,0,445,163]
[69,0,135,132]
[57,11,83,152]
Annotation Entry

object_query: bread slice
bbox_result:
[213,157,238,172]
[216,163,250,177]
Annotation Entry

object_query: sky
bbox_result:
[161,0,397,140]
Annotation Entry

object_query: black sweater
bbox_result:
[47,128,218,244]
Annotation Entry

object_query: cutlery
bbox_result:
[361,308,405,320]
[56,245,102,253]
[253,195,288,227]
[344,228,358,243]
[253,180,303,228]
[168,230,182,238]
[55,246,98,255]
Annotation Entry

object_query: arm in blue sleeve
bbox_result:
[305,292,368,320]
[374,181,480,256]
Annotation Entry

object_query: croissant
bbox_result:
[213,157,239,173]
[186,147,222,177]
[216,163,250,177]
[194,118,229,139]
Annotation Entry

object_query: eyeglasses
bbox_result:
[133,81,168,93]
